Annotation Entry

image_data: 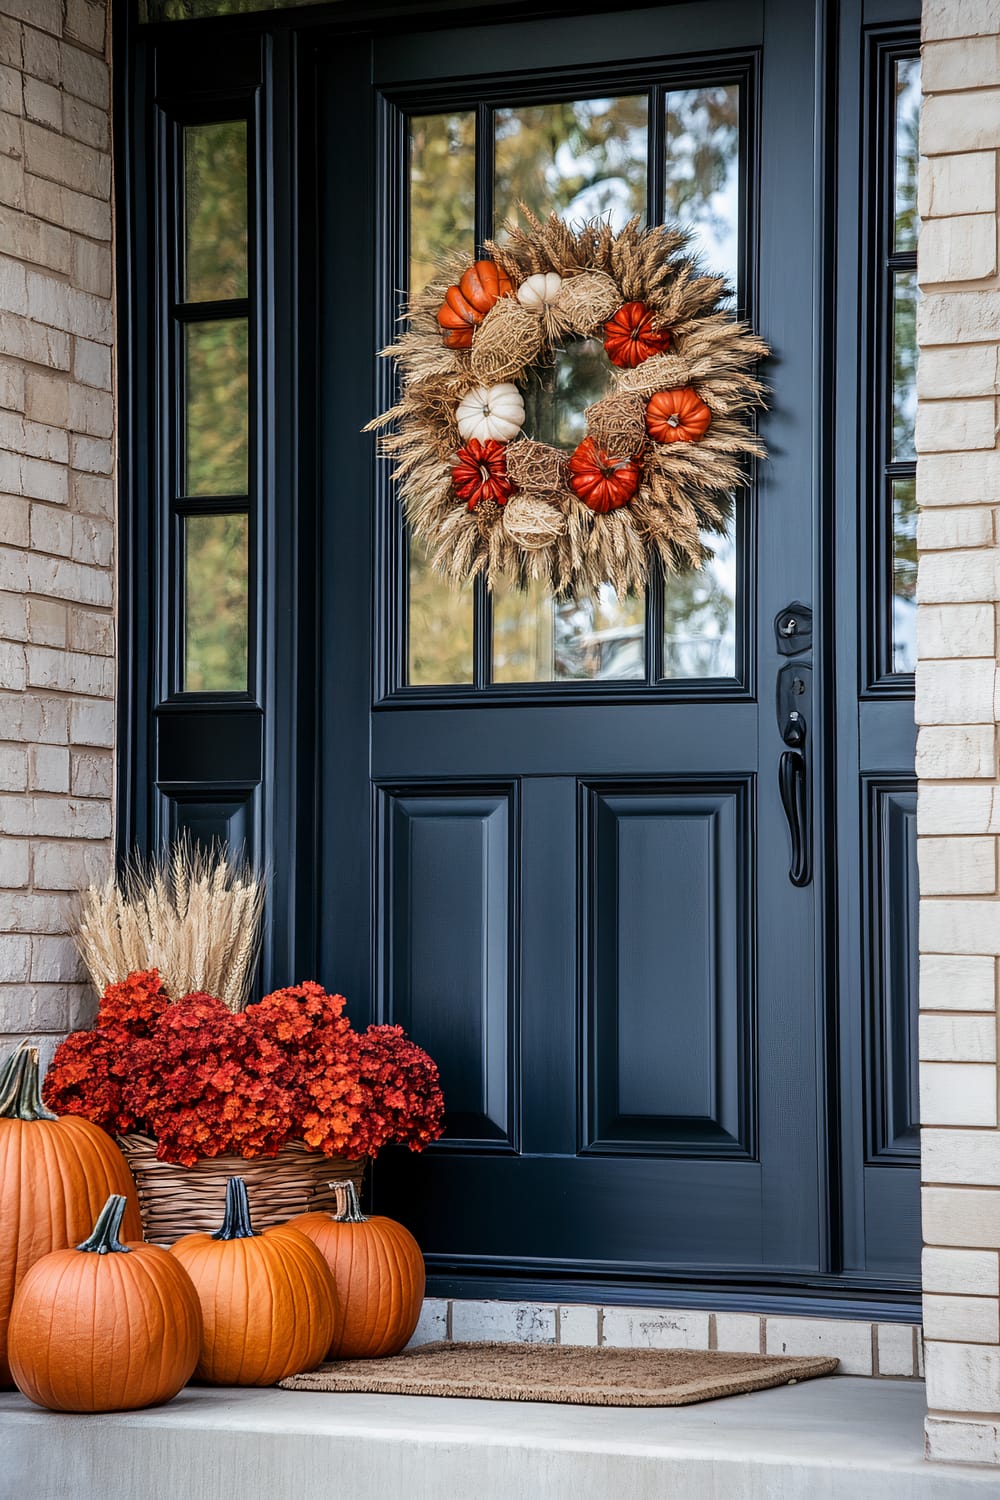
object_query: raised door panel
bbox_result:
[382,787,516,1149]
[584,782,753,1156]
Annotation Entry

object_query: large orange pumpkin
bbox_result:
[0,1042,143,1388]
[8,1194,201,1412]
[645,387,712,443]
[170,1176,338,1386]
[291,1181,425,1360]
[603,301,671,368]
[567,436,642,513]
[436,260,513,348]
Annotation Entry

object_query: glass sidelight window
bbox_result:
[873,50,920,679]
[172,117,253,695]
[401,76,751,691]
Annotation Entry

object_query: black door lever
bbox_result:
[776,660,812,888]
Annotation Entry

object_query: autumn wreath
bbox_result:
[368,210,769,597]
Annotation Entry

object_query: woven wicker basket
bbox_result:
[118,1132,367,1245]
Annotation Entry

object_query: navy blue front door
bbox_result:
[311,0,921,1304]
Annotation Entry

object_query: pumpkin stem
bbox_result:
[332,1180,368,1224]
[212,1176,260,1240]
[0,1041,57,1121]
[77,1194,131,1254]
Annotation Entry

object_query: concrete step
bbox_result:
[3,1377,997,1500]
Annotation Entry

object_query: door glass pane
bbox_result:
[409,111,476,293]
[408,535,474,686]
[494,581,644,683]
[522,339,616,451]
[184,512,249,692]
[184,318,249,496]
[663,513,737,679]
[665,84,741,289]
[893,57,921,254]
[491,96,647,681]
[892,270,918,460]
[184,121,248,303]
[892,479,917,675]
[406,111,476,684]
[494,96,647,232]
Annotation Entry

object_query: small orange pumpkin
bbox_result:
[291,1181,425,1360]
[8,1194,202,1413]
[567,436,642,513]
[645,387,712,444]
[603,301,671,368]
[170,1176,338,1386]
[437,260,513,348]
[0,1042,143,1389]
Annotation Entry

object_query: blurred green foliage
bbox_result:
[184,513,249,692]
[185,319,249,496]
[185,121,248,301]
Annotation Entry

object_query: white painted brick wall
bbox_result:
[0,0,112,1057]
[918,2,1000,1466]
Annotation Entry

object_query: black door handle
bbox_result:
[778,712,810,887]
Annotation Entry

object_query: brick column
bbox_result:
[0,0,114,1061]
[917,0,1000,1466]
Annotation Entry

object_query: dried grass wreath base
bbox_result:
[367,210,769,597]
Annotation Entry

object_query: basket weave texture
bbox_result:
[118,1132,366,1245]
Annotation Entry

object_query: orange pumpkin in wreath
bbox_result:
[645,387,712,443]
[452,438,515,509]
[437,260,513,349]
[567,437,641,513]
[603,301,671,368]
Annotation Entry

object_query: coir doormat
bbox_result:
[279,1340,839,1407]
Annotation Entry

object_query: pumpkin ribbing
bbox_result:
[0,1043,143,1389]
[170,1176,338,1386]
[8,1192,202,1413]
[291,1182,425,1360]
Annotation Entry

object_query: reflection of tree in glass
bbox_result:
[495,98,647,230]
[522,339,615,451]
[665,86,740,286]
[663,519,737,679]
[892,272,917,459]
[186,320,249,496]
[409,535,474,685]
[185,514,249,692]
[893,58,921,253]
[410,113,476,292]
[493,578,644,681]
[892,479,917,672]
[149,0,302,18]
[185,121,247,301]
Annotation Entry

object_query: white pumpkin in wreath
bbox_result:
[516,271,563,312]
[456,383,524,444]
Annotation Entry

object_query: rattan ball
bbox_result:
[504,438,568,493]
[551,270,622,336]
[585,393,648,456]
[502,493,567,551]
[470,298,545,384]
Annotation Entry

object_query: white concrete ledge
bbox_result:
[3,1377,997,1500]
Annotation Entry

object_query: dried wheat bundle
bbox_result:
[76,835,266,1012]
[365,209,769,597]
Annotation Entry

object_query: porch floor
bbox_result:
[3,1376,995,1499]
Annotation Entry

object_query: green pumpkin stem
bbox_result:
[332,1180,368,1224]
[77,1194,130,1254]
[0,1041,57,1122]
[212,1176,259,1240]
